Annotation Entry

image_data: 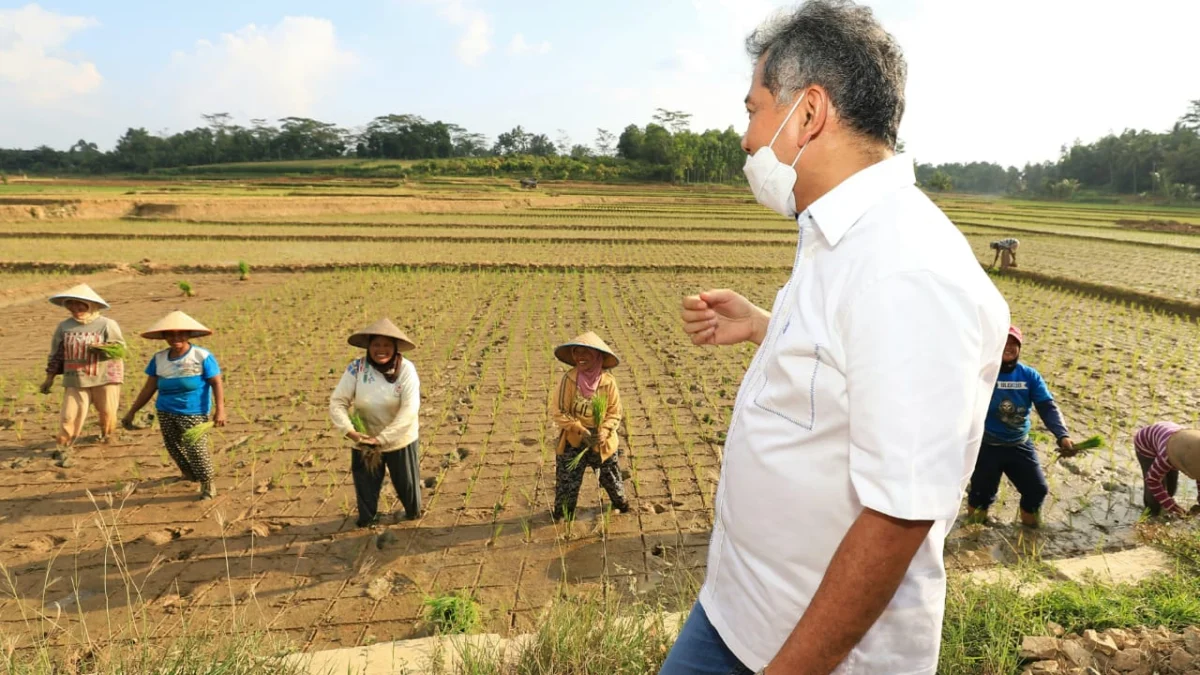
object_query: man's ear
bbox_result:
[796,85,831,144]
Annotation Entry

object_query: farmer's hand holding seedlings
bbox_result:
[1057,436,1077,457]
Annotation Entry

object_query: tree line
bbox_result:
[917,101,1200,201]
[2,102,1198,200]
[0,108,742,183]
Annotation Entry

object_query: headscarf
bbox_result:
[70,301,102,325]
[576,357,604,399]
[367,341,402,384]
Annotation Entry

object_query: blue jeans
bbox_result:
[660,602,754,675]
[966,439,1049,513]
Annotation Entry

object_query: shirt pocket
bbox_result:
[753,339,822,431]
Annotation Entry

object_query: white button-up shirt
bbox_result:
[700,154,1010,674]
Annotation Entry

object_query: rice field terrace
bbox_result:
[1,175,1199,659]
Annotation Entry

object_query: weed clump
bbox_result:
[424,591,480,635]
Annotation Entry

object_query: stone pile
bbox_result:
[1020,624,1200,674]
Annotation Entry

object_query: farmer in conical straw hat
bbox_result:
[41,283,126,464]
[122,311,226,500]
[330,318,423,528]
[548,331,629,520]
[1133,422,1200,517]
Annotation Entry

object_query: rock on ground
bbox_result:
[1020,626,1200,675]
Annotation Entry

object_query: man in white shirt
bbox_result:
[660,2,1010,674]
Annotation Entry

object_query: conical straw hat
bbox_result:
[349,318,416,352]
[554,331,619,369]
[141,311,213,340]
[49,283,109,310]
[1168,429,1200,480]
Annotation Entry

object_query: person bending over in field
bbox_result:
[41,284,126,466]
[965,325,1074,528]
[330,318,422,528]
[548,331,629,520]
[123,311,226,500]
[989,237,1020,270]
[1133,422,1200,517]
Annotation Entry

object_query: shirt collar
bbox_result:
[801,153,915,247]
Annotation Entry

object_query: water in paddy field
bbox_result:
[945,448,1185,568]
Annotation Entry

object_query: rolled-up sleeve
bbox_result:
[844,271,986,522]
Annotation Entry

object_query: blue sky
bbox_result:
[2,0,1197,166]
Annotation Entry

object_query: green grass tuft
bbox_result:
[424,591,481,635]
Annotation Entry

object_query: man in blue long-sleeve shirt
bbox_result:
[966,326,1075,528]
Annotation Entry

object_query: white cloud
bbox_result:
[0,4,102,105]
[165,17,357,122]
[508,33,551,56]
[428,0,492,66]
[889,0,1200,166]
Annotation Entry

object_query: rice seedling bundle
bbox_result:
[567,393,608,472]
[88,343,128,360]
[1072,435,1106,452]
[349,410,381,472]
[182,421,214,445]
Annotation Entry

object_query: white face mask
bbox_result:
[743,96,809,218]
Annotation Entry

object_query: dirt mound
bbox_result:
[1019,625,1200,674]
[129,202,182,217]
[11,534,68,552]
[0,198,81,219]
[0,198,81,206]
[1116,218,1200,234]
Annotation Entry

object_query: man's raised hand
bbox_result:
[681,289,769,346]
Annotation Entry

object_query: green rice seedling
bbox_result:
[182,421,214,445]
[1073,435,1106,452]
[567,393,608,472]
[238,260,251,281]
[424,591,480,635]
[348,409,383,473]
[88,342,128,360]
[349,410,368,434]
[178,280,194,297]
